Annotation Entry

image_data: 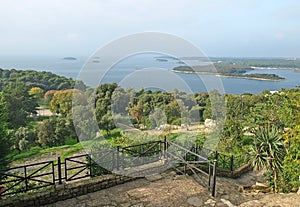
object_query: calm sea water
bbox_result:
[0,55,299,94]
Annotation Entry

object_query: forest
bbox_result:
[0,68,85,91]
[0,68,299,193]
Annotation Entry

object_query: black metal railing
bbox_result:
[165,140,217,196]
[120,140,163,168]
[0,138,250,198]
[190,145,250,171]
[0,161,55,196]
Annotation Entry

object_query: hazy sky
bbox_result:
[1,0,300,57]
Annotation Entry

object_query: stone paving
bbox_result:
[41,171,300,207]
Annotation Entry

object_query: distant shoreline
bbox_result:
[171,69,213,75]
[250,66,296,70]
[215,74,282,81]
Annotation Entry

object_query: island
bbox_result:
[171,61,285,81]
[63,57,77,60]
[156,58,168,62]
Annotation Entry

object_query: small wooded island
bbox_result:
[63,57,77,60]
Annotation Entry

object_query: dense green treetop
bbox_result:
[0,68,76,91]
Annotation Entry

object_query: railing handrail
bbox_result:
[0,160,54,172]
[167,141,209,162]
[121,140,162,150]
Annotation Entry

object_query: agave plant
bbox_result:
[249,126,285,192]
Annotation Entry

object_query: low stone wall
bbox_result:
[194,162,253,179]
[0,174,137,207]
[216,163,253,178]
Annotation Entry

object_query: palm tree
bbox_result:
[250,126,285,192]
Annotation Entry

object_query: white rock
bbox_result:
[220,198,236,207]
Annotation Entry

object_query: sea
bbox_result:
[0,55,299,94]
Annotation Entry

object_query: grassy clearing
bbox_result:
[8,143,84,166]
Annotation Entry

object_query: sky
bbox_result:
[1,0,300,58]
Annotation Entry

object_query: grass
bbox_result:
[8,146,42,161]
[8,142,84,165]
[38,103,50,109]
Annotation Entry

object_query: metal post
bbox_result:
[58,157,62,184]
[212,158,217,197]
[214,151,219,160]
[184,153,187,174]
[88,155,93,177]
[163,136,167,159]
[24,166,28,191]
[65,158,68,182]
[112,149,116,170]
[230,155,234,171]
[116,146,120,170]
[211,151,219,197]
[52,161,55,185]
[208,163,211,188]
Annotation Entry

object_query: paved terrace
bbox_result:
[41,171,300,207]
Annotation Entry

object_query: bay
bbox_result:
[0,55,299,94]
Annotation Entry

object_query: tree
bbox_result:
[37,119,56,147]
[129,102,144,124]
[44,90,57,105]
[13,127,36,152]
[94,83,118,134]
[0,93,10,176]
[164,100,181,125]
[149,108,167,128]
[98,111,115,136]
[29,87,44,101]
[0,68,75,91]
[37,118,68,147]
[279,89,300,192]
[246,93,286,130]
[249,126,285,192]
[203,90,226,121]
[3,81,37,128]
[111,87,130,115]
[72,105,98,140]
[50,89,86,116]
[281,125,300,192]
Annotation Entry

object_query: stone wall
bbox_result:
[194,162,253,178]
[216,163,253,178]
[0,174,137,207]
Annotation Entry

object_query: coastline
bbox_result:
[294,68,300,72]
[215,74,282,81]
[171,69,214,75]
[250,66,299,70]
